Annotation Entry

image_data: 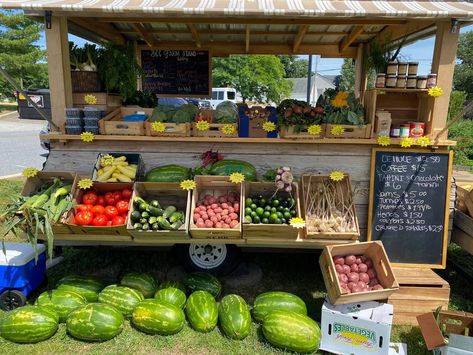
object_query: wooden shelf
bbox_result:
[372,88,429,94]
[41,134,456,147]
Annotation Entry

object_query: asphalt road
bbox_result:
[0,111,48,176]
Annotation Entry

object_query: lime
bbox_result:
[290,210,297,216]
[269,213,278,224]
[250,203,258,210]
[271,207,277,213]
[265,205,272,212]
[250,211,257,218]
[253,216,261,224]
[275,218,283,224]
[283,211,292,220]
[272,199,280,207]
[262,218,269,224]
[276,212,284,219]
[245,207,252,215]
[263,211,271,218]
[256,207,264,216]
[245,198,253,206]
[259,198,267,207]
[245,216,252,223]
[283,207,290,212]
[277,205,284,212]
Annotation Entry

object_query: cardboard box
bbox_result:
[320,298,394,355]
[388,343,408,355]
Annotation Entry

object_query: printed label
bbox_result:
[333,323,376,350]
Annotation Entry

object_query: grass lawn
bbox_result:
[0,102,17,114]
[0,179,472,354]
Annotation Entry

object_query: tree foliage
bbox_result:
[338,58,376,92]
[453,31,473,99]
[212,55,292,103]
[278,55,309,78]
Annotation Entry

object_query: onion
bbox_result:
[285,185,292,192]
[276,180,285,189]
[348,272,359,283]
[344,255,356,266]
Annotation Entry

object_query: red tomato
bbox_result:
[112,191,123,203]
[116,200,129,214]
[106,221,113,226]
[112,216,126,226]
[104,192,115,206]
[104,206,119,219]
[92,215,108,226]
[121,188,132,200]
[75,211,93,225]
[96,196,106,206]
[77,204,93,213]
[82,192,98,205]
[91,205,105,216]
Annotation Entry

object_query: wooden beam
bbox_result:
[377,21,435,43]
[132,23,155,47]
[293,25,308,53]
[118,29,378,36]
[354,44,364,99]
[187,24,201,48]
[339,25,364,53]
[69,18,124,44]
[245,25,250,53]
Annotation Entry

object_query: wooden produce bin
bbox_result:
[91,152,143,182]
[189,176,243,239]
[145,122,191,137]
[127,182,191,242]
[279,125,325,139]
[301,174,359,240]
[452,210,473,255]
[388,267,450,325]
[66,182,133,238]
[192,109,238,138]
[324,124,372,139]
[242,182,301,240]
[99,107,152,135]
[72,92,121,111]
[319,241,399,305]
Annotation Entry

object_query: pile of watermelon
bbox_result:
[0,271,320,353]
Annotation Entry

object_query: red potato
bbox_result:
[194,208,200,214]
[210,216,219,224]
[225,217,232,225]
[367,268,377,279]
[229,213,238,220]
[196,221,205,228]
[233,203,240,211]
[335,264,344,274]
[356,281,367,290]
[211,203,218,209]
[218,197,227,203]
[193,213,201,222]
[201,213,209,221]
[205,220,214,228]
[351,285,362,293]
[369,278,379,286]
[230,220,239,228]
[371,284,384,291]
[222,224,230,228]
[221,203,229,209]
[204,194,213,200]
[196,218,204,224]
[350,264,359,273]
[347,282,356,291]
[208,197,217,204]
[199,206,207,212]
[363,257,373,268]
[215,222,223,228]
[215,207,223,213]
[342,264,351,275]
[228,207,235,214]
[344,255,356,266]
[333,256,345,265]
[338,273,348,284]
[358,263,368,273]
[355,256,363,265]
[208,211,216,217]
[227,197,236,204]
[221,209,229,216]
[359,272,370,284]
[348,272,359,283]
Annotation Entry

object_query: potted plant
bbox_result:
[276,99,325,139]
[69,43,102,92]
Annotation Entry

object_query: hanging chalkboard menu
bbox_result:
[141,49,211,97]
[367,148,452,268]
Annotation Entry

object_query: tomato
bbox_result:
[112,191,123,203]
[82,191,98,205]
[75,211,93,225]
[121,188,132,200]
[116,200,129,214]
[104,206,119,219]
[91,215,108,226]
[106,221,113,226]
[104,192,115,206]
[112,216,126,226]
[96,196,106,206]
[91,205,105,216]
[77,204,93,213]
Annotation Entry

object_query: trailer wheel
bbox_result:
[177,244,240,276]
[0,290,27,311]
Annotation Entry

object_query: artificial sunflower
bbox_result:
[22,167,38,178]
[180,179,196,191]
[289,217,306,229]
[329,171,345,182]
[428,86,443,98]
[84,94,97,105]
[416,136,431,147]
[330,91,349,108]
[377,136,391,146]
[221,124,236,136]
[400,137,414,148]
[78,178,93,190]
[195,120,210,131]
[100,154,115,166]
[151,121,166,133]
[229,172,245,184]
[262,121,277,133]
[308,124,322,136]
[81,132,95,142]
[330,125,345,136]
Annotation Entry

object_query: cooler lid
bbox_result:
[0,242,46,266]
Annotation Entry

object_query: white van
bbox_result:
[209,88,237,109]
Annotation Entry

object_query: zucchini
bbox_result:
[157,216,172,230]
[170,221,183,230]
[148,206,163,217]
[169,211,183,223]
[162,206,177,219]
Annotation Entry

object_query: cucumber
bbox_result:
[152,223,160,231]
[157,217,172,230]
[142,223,150,231]
[170,221,183,230]
[131,211,141,222]
[163,206,177,219]
[150,200,161,208]
[134,197,148,208]
[149,216,157,225]
[133,223,143,230]
[148,206,163,217]
[169,212,183,223]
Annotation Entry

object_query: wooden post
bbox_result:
[45,16,72,133]
[429,22,459,140]
[354,43,364,99]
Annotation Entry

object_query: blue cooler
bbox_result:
[0,242,46,310]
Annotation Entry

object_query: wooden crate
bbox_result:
[192,123,238,138]
[300,174,360,240]
[242,182,301,240]
[72,92,121,111]
[319,241,399,305]
[452,210,473,255]
[145,122,191,137]
[388,267,450,325]
[91,152,143,182]
[279,125,324,139]
[324,124,372,139]
[99,107,152,136]
[127,182,191,242]
[189,176,243,239]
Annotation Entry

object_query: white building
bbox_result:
[286,74,337,105]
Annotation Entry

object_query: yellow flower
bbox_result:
[377,135,391,146]
[151,121,166,133]
[308,124,322,136]
[428,86,443,98]
[78,178,93,190]
[330,91,349,108]
[330,125,345,136]
[195,120,210,131]
[400,137,414,148]
[81,131,95,142]
[22,167,38,178]
[416,136,431,147]
[100,154,115,167]
[84,94,97,105]
[221,124,236,136]
[180,179,196,191]
[229,172,245,184]
[289,217,306,229]
[262,121,277,132]
[330,171,345,182]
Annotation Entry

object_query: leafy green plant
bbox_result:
[69,42,98,71]
[365,36,406,74]
[448,91,467,121]
[276,99,323,132]
[317,89,365,126]
[123,91,157,108]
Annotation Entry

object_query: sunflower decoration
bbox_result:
[151,121,166,133]
[416,136,431,147]
[262,121,277,133]
[308,124,322,136]
[84,94,97,105]
[428,86,443,98]
[377,136,391,146]
[221,124,236,136]
[22,167,38,178]
[289,217,306,229]
[195,120,210,131]
[400,137,414,148]
[81,131,95,142]
[100,154,115,167]
[229,172,245,184]
[330,91,349,108]
[78,178,93,190]
[330,125,345,136]
[330,171,345,182]
[180,179,196,191]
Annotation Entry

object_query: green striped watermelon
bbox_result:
[252,291,307,323]
[186,290,218,333]
[184,272,221,298]
[154,281,187,309]
[262,310,321,353]
[98,285,144,317]
[132,299,185,335]
[56,275,105,302]
[0,305,59,343]
[66,303,124,342]
[120,272,158,298]
[218,294,252,340]
[35,289,87,323]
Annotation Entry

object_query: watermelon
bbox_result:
[66,303,124,342]
[120,272,158,298]
[209,160,257,181]
[154,281,187,309]
[35,289,87,322]
[144,165,191,182]
[184,272,222,298]
[185,291,218,333]
[262,310,321,353]
[56,275,105,302]
[98,285,144,317]
[252,291,307,323]
[0,305,58,343]
[218,294,252,340]
[132,299,185,335]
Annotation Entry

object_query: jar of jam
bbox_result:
[398,62,408,76]
[396,75,407,88]
[386,75,397,88]
[427,73,438,88]
[375,74,386,88]
[390,126,400,138]
[417,76,428,89]
[400,124,410,137]
[387,61,398,75]
[407,76,417,89]
[408,62,418,75]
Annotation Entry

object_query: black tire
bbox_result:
[0,290,27,311]
[176,244,241,276]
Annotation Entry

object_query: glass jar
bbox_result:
[386,75,397,88]
[375,74,386,88]
[400,124,410,137]
[387,61,398,75]
[390,126,400,138]
[396,75,407,88]
[427,74,438,88]
[417,76,428,89]
[407,75,417,89]
[408,62,418,76]
[398,62,408,75]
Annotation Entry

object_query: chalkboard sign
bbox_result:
[367,148,452,268]
[141,49,211,97]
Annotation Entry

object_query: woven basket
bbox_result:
[71,71,102,93]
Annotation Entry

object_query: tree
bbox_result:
[454,31,473,99]
[213,55,292,103]
[338,58,376,92]
[278,55,309,78]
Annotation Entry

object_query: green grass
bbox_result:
[0,102,17,113]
